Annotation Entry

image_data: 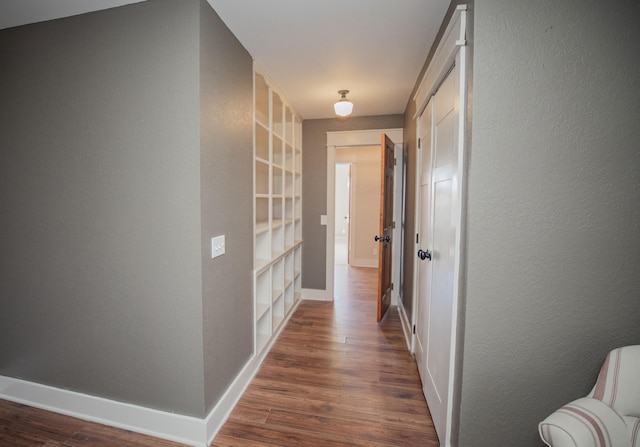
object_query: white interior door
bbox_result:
[334,163,350,265]
[415,98,432,383]
[415,61,460,446]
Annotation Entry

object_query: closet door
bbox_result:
[412,6,468,446]
[415,59,463,447]
[415,98,432,394]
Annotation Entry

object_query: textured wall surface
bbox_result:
[459,1,640,446]
[199,0,254,414]
[0,0,206,416]
[301,115,403,289]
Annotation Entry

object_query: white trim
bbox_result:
[327,128,403,148]
[398,301,412,351]
[442,44,468,447]
[214,297,302,446]
[413,5,468,119]
[0,298,302,447]
[392,142,405,307]
[302,288,332,301]
[0,376,207,447]
[410,114,423,356]
[440,50,465,447]
[204,311,293,447]
[326,144,336,301]
[325,129,404,302]
[253,62,300,121]
[204,350,261,445]
[349,258,378,268]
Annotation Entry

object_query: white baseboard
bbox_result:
[204,352,257,445]
[349,258,378,268]
[204,297,301,445]
[391,292,398,307]
[0,376,207,446]
[302,288,332,301]
[398,302,413,352]
[0,300,303,447]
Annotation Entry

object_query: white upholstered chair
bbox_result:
[539,345,640,447]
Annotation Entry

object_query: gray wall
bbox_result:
[301,115,404,289]
[199,0,254,414]
[458,1,640,446]
[0,0,255,419]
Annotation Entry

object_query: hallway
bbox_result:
[0,266,436,446]
[212,266,438,446]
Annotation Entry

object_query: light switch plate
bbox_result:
[211,235,225,258]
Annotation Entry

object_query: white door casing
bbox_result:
[411,5,468,447]
[312,129,402,303]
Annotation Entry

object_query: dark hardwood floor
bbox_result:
[0,265,437,447]
[0,399,186,447]
[212,265,438,447]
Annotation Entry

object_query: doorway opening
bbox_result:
[324,129,403,306]
[334,163,351,266]
[334,147,380,270]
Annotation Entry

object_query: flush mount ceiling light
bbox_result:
[334,90,353,117]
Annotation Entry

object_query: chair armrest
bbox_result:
[539,397,631,447]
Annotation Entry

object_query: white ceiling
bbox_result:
[0,0,450,119]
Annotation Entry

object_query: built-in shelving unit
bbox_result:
[253,67,302,354]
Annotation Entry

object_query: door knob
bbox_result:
[374,235,391,243]
[417,249,432,261]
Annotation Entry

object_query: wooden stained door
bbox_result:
[376,133,395,322]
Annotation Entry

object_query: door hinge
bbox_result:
[392,221,396,229]
[391,283,394,291]
[394,157,397,166]
[418,138,421,149]
[413,324,416,334]
[416,233,419,244]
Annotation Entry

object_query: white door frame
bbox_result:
[321,129,404,303]
[411,5,469,447]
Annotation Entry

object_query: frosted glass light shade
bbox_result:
[334,99,353,117]
[334,90,353,117]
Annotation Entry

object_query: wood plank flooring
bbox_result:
[212,265,438,447]
[0,265,437,447]
[0,399,187,447]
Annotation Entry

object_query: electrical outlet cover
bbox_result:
[211,235,225,258]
